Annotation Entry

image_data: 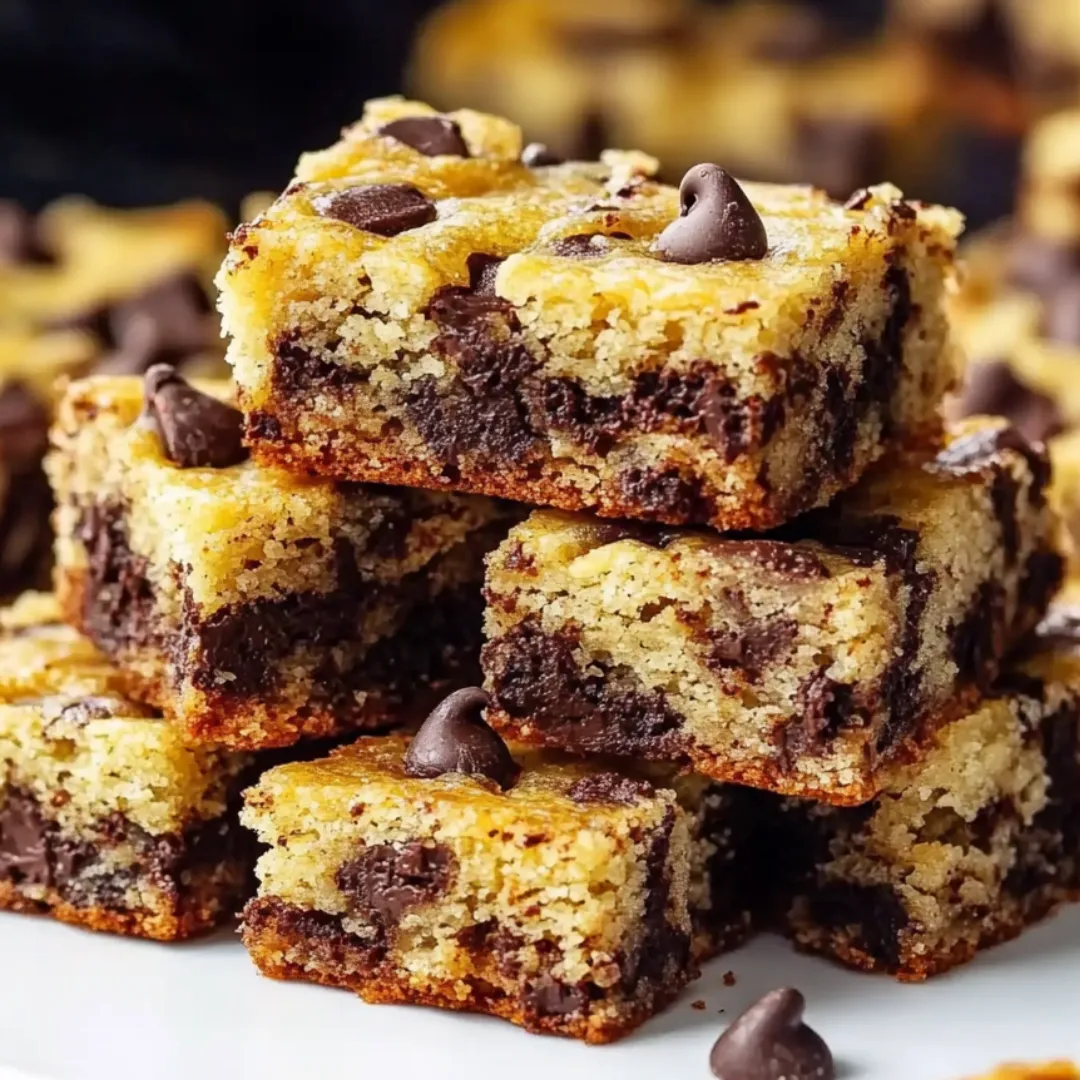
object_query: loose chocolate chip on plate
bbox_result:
[313,185,437,238]
[710,987,834,1080]
[657,165,768,264]
[141,363,248,469]
[404,687,521,790]
[378,116,470,158]
[954,361,1065,445]
[0,382,49,468]
[521,142,564,167]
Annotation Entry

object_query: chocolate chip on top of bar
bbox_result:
[219,96,962,532]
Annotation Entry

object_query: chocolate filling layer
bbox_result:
[265,258,914,522]
[75,499,484,714]
[0,785,248,912]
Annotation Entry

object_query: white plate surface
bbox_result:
[1,902,1078,1080]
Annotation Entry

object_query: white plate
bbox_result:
[2,904,1078,1080]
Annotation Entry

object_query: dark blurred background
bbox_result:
[0,0,890,214]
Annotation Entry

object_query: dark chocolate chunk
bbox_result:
[550,232,631,258]
[0,201,53,265]
[1041,277,1080,348]
[378,116,469,158]
[524,977,588,1018]
[954,361,1065,445]
[0,789,51,888]
[465,253,504,295]
[0,382,49,468]
[710,987,834,1080]
[404,687,520,790]
[521,142,564,167]
[107,272,216,363]
[335,841,454,922]
[794,117,886,201]
[566,772,655,805]
[141,364,248,469]
[312,185,437,238]
[657,165,768,264]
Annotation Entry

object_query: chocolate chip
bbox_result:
[312,184,437,238]
[710,988,834,1080]
[0,201,53,265]
[657,165,768,265]
[141,364,248,469]
[378,116,469,158]
[404,687,520,790]
[335,841,454,922]
[567,772,655,805]
[1042,277,1080,348]
[0,789,51,888]
[107,272,216,362]
[0,382,49,468]
[521,143,564,167]
[41,694,150,729]
[954,361,1065,445]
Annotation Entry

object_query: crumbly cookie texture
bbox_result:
[47,376,506,750]
[0,198,228,597]
[483,418,1063,803]
[0,592,254,940]
[773,606,1080,980]
[240,735,758,1044]
[218,96,962,531]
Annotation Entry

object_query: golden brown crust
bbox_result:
[242,901,687,1045]
[0,879,228,942]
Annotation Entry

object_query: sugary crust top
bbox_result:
[246,733,675,829]
[220,96,961,323]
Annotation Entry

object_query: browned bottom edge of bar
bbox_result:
[241,897,693,1044]
[246,431,788,532]
[788,883,1080,981]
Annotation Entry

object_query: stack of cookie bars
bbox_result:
[3,97,1080,1046]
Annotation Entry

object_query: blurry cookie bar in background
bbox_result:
[951,107,1080,579]
[410,0,937,199]
[0,197,228,595]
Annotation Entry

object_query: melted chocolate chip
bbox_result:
[709,987,834,1080]
[657,165,768,264]
[312,185,437,237]
[567,772,655,805]
[1042,277,1080,348]
[378,116,469,158]
[404,687,520,790]
[335,841,454,922]
[0,382,49,468]
[141,364,248,469]
[954,361,1065,445]
[0,789,51,887]
[550,232,630,258]
[521,143,564,167]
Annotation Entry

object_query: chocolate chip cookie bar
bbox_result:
[240,691,757,1044]
[47,371,504,750]
[483,419,1063,804]
[0,592,253,940]
[773,606,1080,980]
[0,198,228,597]
[218,96,962,531]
